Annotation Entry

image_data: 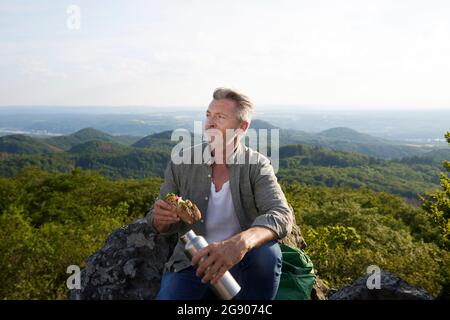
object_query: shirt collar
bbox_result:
[203,141,245,166]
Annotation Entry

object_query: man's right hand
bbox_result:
[152,199,181,233]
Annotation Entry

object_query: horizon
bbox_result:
[1,105,450,112]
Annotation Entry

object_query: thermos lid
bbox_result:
[180,229,196,244]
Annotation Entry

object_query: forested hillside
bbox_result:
[1,128,449,299]
[1,128,449,200]
[0,168,448,299]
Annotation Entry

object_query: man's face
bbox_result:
[204,99,247,146]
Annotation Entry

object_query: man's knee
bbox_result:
[244,240,282,272]
[233,240,282,300]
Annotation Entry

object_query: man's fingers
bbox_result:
[156,199,173,211]
[154,212,180,222]
[153,203,180,225]
[156,217,180,223]
[191,248,209,267]
[154,206,179,219]
[202,260,222,283]
[155,210,179,219]
[211,265,229,284]
[196,253,216,279]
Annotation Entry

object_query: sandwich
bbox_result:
[163,192,202,224]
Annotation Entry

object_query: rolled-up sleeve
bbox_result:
[145,160,184,235]
[250,157,294,239]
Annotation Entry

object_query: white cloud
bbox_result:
[18,59,68,80]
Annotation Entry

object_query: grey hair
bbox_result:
[213,87,254,123]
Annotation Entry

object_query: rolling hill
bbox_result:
[45,128,139,150]
[248,121,438,159]
[0,134,63,154]
[277,144,442,199]
[0,127,448,200]
[68,140,131,155]
[132,130,177,149]
[2,139,439,200]
[316,127,393,144]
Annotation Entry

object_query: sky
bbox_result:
[0,0,449,109]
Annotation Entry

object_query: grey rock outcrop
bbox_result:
[328,269,433,300]
[68,218,177,300]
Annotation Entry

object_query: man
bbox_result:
[146,87,294,300]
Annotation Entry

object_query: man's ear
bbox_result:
[240,120,250,132]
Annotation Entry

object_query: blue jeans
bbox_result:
[156,240,282,300]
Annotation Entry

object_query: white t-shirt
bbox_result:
[205,180,241,243]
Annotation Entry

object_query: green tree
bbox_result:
[0,167,163,299]
[420,132,450,250]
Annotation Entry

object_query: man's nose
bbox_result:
[205,118,216,129]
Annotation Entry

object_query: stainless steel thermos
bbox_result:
[180,230,241,300]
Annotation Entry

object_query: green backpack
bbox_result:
[275,243,316,300]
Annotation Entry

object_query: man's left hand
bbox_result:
[191,235,248,285]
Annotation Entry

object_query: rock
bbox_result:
[328,269,433,300]
[280,223,307,250]
[68,218,311,300]
[311,278,328,300]
[68,218,177,300]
